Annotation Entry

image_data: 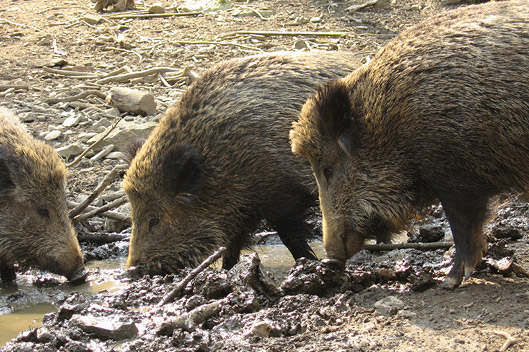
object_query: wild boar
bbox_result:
[290,1,529,288]
[0,108,86,283]
[124,51,361,274]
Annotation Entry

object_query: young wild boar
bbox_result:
[290,1,529,288]
[124,51,361,275]
[0,108,86,283]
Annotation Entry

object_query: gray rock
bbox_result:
[44,130,62,141]
[87,120,158,151]
[72,314,138,340]
[56,143,84,158]
[374,296,404,316]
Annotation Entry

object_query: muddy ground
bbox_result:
[1,0,529,350]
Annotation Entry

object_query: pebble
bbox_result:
[374,296,405,316]
[44,129,62,140]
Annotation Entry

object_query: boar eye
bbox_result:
[38,208,50,218]
[323,167,333,180]
[149,217,160,231]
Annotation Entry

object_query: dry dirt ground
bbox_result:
[1,0,529,351]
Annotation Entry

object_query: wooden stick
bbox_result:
[69,163,128,218]
[172,40,263,52]
[95,66,182,85]
[73,195,129,223]
[364,242,454,252]
[67,200,130,222]
[158,247,226,306]
[233,30,348,37]
[104,11,202,19]
[65,116,123,168]
[45,90,107,104]
[43,67,99,78]
[0,84,29,91]
[484,330,518,352]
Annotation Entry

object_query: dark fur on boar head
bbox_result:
[0,108,85,283]
[124,51,362,275]
[291,0,529,289]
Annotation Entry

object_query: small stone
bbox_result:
[62,114,82,127]
[91,144,115,161]
[94,118,113,129]
[81,15,102,25]
[148,3,165,13]
[293,39,310,50]
[309,16,321,23]
[244,321,274,338]
[374,296,404,316]
[56,143,84,158]
[73,314,138,340]
[44,130,62,140]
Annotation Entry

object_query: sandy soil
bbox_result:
[1,0,529,351]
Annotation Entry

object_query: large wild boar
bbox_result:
[0,108,86,283]
[290,1,529,288]
[124,51,361,275]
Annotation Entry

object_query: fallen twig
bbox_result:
[364,242,454,252]
[0,84,29,91]
[484,330,518,352]
[45,90,107,104]
[65,115,123,168]
[158,247,227,306]
[232,30,348,37]
[73,195,129,223]
[43,67,99,78]
[172,40,263,52]
[159,299,227,334]
[240,6,271,21]
[0,17,39,31]
[104,11,202,19]
[67,200,130,222]
[95,66,182,85]
[69,163,128,219]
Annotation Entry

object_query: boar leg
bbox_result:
[222,233,246,269]
[0,260,16,282]
[270,215,317,261]
[440,196,489,289]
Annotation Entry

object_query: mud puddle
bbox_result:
[0,258,126,346]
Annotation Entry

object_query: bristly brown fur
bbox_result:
[0,108,84,282]
[291,0,529,287]
[123,51,362,274]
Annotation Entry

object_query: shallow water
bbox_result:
[0,258,127,347]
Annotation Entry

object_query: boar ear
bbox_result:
[161,144,203,204]
[316,81,362,155]
[0,158,16,197]
[121,139,146,165]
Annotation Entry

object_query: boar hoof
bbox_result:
[321,258,346,270]
[440,275,462,290]
[67,269,88,286]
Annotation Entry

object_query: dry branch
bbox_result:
[43,67,99,78]
[233,30,348,37]
[65,115,123,168]
[67,200,130,222]
[69,163,128,219]
[158,247,227,306]
[484,330,518,352]
[104,11,201,19]
[95,67,182,85]
[73,195,129,223]
[45,90,107,104]
[364,242,454,252]
[0,84,29,91]
[172,40,263,52]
